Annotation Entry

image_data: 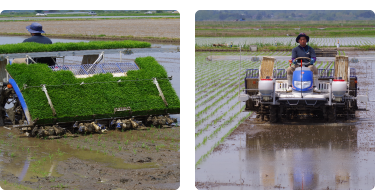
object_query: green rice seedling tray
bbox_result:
[0,40,151,54]
[6,56,179,124]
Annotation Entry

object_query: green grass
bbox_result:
[6,56,180,124]
[0,40,151,54]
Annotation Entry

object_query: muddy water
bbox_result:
[196,52,375,189]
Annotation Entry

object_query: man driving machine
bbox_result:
[12,23,56,66]
[287,33,320,93]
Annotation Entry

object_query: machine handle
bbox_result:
[295,57,311,61]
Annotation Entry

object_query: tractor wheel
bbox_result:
[269,106,278,123]
[327,106,336,123]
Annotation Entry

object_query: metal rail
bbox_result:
[0,47,179,60]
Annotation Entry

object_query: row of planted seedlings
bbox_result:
[195,53,257,167]
[195,57,259,136]
[195,58,249,100]
[195,62,230,87]
[195,59,257,129]
[195,59,260,118]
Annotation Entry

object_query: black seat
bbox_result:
[29,57,56,66]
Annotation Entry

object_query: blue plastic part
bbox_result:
[78,126,84,132]
[9,79,31,124]
[292,69,313,92]
[97,123,104,129]
[116,123,122,128]
[110,120,115,126]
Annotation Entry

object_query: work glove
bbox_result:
[310,59,315,65]
[293,59,298,65]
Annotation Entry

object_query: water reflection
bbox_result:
[245,125,358,189]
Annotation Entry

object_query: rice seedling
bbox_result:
[48,153,53,163]
[195,112,252,167]
[0,40,151,54]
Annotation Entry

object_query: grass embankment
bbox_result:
[6,56,180,124]
[196,20,375,37]
[0,33,179,44]
[0,40,151,54]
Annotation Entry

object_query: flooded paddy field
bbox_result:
[196,37,375,46]
[0,37,180,189]
[195,51,375,189]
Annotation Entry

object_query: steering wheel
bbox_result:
[295,57,311,61]
[295,57,311,67]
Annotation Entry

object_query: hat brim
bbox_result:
[296,35,309,43]
[26,25,45,33]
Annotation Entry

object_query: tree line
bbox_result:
[195,10,375,21]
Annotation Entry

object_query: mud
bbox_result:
[195,52,375,189]
[0,126,180,189]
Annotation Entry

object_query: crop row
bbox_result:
[195,73,245,112]
[196,60,245,88]
[195,66,250,112]
[196,104,246,150]
[195,91,239,127]
[196,61,257,100]
[195,111,252,167]
[195,100,240,138]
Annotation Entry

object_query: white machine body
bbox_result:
[332,79,347,97]
[258,79,273,95]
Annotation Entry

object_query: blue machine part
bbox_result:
[292,68,313,92]
[97,123,105,130]
[110,120,115,126]
[116,123,122,128]
[8,79,32,124]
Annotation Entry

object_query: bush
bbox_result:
[6,56,179,124]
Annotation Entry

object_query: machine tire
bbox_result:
[327,106,336,123]
[269,106,278,123]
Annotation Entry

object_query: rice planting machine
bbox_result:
[0,47,180,138]
[239,56,368,123]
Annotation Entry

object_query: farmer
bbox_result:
[286,33,320,93]
[19,22,55,66]
[23,22,52,44]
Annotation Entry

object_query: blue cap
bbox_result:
[26,22,45,33]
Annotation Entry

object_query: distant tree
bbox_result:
[48,10,59,13]
[93,10,105,14]
[266,14,271,18]
[35,10,43,13]
[156,10,163,13]
[359,11,375,18]
[256,14,262,20]
[291,13,296,17]
[219,13,227,20]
